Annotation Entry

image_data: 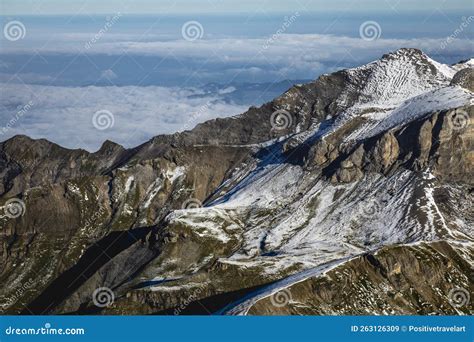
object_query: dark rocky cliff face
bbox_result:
[315,106,474,185]
[0,49,472,316]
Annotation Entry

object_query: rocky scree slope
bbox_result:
[0,48,472,315]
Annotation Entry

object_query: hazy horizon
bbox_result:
[2,0,471,15]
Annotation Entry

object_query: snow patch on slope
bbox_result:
[341,49,453,109]
[361,86,472,139]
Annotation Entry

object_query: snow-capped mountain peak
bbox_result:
[339,48,456,109]
[2,49,472,316]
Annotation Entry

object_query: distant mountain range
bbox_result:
[0,48,472,315]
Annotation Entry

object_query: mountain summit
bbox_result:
[0,48,472,315]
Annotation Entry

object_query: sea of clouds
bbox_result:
[0,32,472,150]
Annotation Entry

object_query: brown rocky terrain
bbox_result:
[247,241,473,315]
[0,48,472,316]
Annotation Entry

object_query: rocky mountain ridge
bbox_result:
[0,48,472,315]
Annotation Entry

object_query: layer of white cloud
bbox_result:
[3,33,471,81]
[98,34,470,56]
[4,33,472,57]
[0,33,471,151]
[0,83,248,151]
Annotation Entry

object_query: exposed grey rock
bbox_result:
[0,49,472,316]
[247,241,473,315]
[451,67,474,91]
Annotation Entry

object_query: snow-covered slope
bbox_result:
[338,48,455,109]
[453,58,474,71]
[133,49,473,314]
[5,48,472,316]
[354,85,472,140]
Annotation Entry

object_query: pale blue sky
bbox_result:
[1,0,472,15]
